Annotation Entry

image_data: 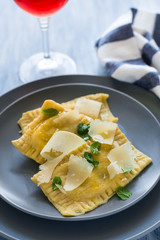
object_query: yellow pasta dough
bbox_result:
[12,94,117,164]
[31,127,151,216]
[18,93,118,134]
[12,93,152,217]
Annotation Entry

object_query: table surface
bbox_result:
[0,0,160,239]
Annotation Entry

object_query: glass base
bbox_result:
[19,52,77,83]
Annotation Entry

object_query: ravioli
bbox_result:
[31,127,151,216]
[18,93,118,134]
[12,94,118,164]
[12,93,152,217]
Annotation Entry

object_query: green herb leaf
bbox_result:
[77,123,90,135]
[116,186,132,200]
[42,108,59,117]
[52,176,62,191]
[80,133,91,141]
[84,152,94,163]
[93,160,99,167]
[77,123,91,141]
[52,185,59,191]
[84,152,99,167]
[90,141,101,154]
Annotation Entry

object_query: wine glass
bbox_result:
[14,0,76,83]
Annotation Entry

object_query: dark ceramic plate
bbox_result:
[0,75,160,222]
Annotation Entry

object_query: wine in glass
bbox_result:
[14,0,76,83]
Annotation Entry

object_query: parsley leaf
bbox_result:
[84,152,99,167]
[116,186,132,200]
[42,108,59,117]
[93,160,99,167]
[84,152,94,163]
[52,176,62,191]
[90,141,101,154]
[80,133,91,141]
[77,123,90,135]
[77,123,90,141]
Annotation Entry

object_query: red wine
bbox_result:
[14,0,68,17]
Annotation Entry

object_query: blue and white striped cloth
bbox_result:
[96,8,160,99]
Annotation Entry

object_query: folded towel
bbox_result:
[96,8,160,99]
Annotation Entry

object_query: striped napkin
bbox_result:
[96,8,160,99]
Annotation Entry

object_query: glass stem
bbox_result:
[38,17,50,59]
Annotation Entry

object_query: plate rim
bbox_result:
[0,219,159,240]
[0,74,158,111]
[1,80,160,125]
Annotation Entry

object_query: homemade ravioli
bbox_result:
[12,93,152,216]
[12,94,117,164]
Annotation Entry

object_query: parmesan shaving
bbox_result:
[100,113,109,121]
[113,141,119,148]
[75,98,102,118]
[64,155,93,191]
[41,131,85,160]
[55,184,66,194]
[107,162,123,179]
[88,119,117,145]
[107,142,139,173]
[37,131,86,184]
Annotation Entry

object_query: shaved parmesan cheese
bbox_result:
[75,98,102,118]
[107,142,139,173]
[64,155,93,191]
[38,154,65,184]
[37,132,86,184]
[37,162,55,185]
[41,131,85,160]
[100,113,109,121]
[113,141,119,148]
[88,119,117,145]
[55,184,66,194]
[107,162,123,179]
[84,116,93,122]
